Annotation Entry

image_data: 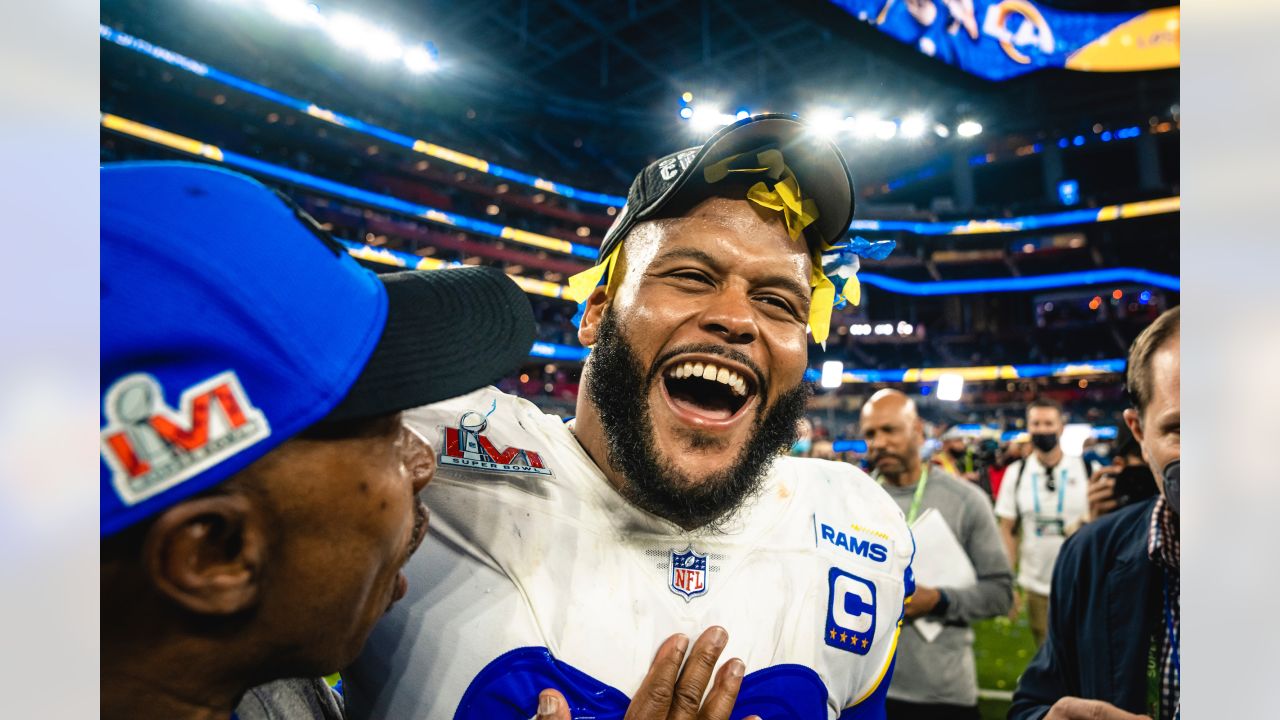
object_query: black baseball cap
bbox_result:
[598,114,855,260]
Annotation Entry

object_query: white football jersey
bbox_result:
[347,387,915,720]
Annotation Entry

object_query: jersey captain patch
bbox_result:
[438,406,552,476]
[825,567,877,655]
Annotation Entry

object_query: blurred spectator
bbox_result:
[994,398,1091,646]
[1069,428,1159,536]
[789,418,814,456]
[861,390,1012,720]
[988,434,1028,502]
[1011,306,1179,720]
[933,428,974,480]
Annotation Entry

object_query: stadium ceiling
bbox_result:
[103,0,1176,187]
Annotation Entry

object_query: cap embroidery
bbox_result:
[101,371,271,506]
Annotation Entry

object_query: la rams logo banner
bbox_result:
[669,547,708,601]
[827,0,1179,80]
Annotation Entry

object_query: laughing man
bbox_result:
[348,115,915,720]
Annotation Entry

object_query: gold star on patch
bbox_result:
[829,628,837,639]
[840,632,848,643]
[862,638,869,648]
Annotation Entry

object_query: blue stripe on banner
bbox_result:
[850,207,1105,235]
[101,111,1181,297]
[857,268,1179,295]
[205,151,598,257]
[333,239,462,269]
[832,439,868,454]
[99,24,627,207]
[529,342,591,361]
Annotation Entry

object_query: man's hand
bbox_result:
[1087,462,1121,521]
[1007,587,1022,622]
[904,585,941,620]
[1044,697,1151,720]
[536,627,760,720]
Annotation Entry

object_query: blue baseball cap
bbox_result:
[101,162,535,536]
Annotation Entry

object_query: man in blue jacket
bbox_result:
[1010,306,1180,720]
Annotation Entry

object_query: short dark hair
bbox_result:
[1126,305,1180,416]
[1027,397,1063,417]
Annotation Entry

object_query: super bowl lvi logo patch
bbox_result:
[101,371,271,505]
[438,406,553,476]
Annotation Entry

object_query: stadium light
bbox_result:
[212,2,441,77]
[403,45,438,73]
[936,373,964,402]
[690,106,722,131]
[852,114,880,139]
[679,106,694,119]
[735,108,751,120]
[875,120,898,140]
[900,114,926,138]
[1061,424,1093,456]
[934,123,951,138]
[820,361,845,389]
[325,13,372,49]
[690,106,736,131]
[265,0,318,24]
[957,120,983,137]
[807,108,844,138]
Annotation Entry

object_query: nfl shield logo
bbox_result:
[669,547,708,601]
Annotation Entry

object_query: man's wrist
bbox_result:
[928,588,951,617]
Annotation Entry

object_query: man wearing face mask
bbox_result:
[1010,306,1179,720]
[994,399,1091,646]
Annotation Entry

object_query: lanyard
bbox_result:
[875,468,929,524]
[874,468,931,524]
[906,468,930,524]
[1030,464,1066,516]
[1164,573,1180,682]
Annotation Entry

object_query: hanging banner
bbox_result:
[827,0,1179,81]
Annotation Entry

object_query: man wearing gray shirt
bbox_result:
[861,389,1014,720]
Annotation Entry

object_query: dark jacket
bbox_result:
[1009,497,1163,719]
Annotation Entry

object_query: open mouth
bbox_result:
[659,357,759,426]
[389,500,429,611]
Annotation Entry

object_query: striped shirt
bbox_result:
[1146,496,1179,719]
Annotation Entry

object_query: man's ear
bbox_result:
[576,285,611,347]
[143,493,266,615]
[1122,408,1148,464]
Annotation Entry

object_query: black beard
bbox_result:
[585,308,811,531]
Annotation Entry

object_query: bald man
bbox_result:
[861,389,1013,720]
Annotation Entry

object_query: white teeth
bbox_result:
[665,361,751,397]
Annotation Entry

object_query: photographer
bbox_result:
[994,400,1091,647]
[1068,429,1159,535]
